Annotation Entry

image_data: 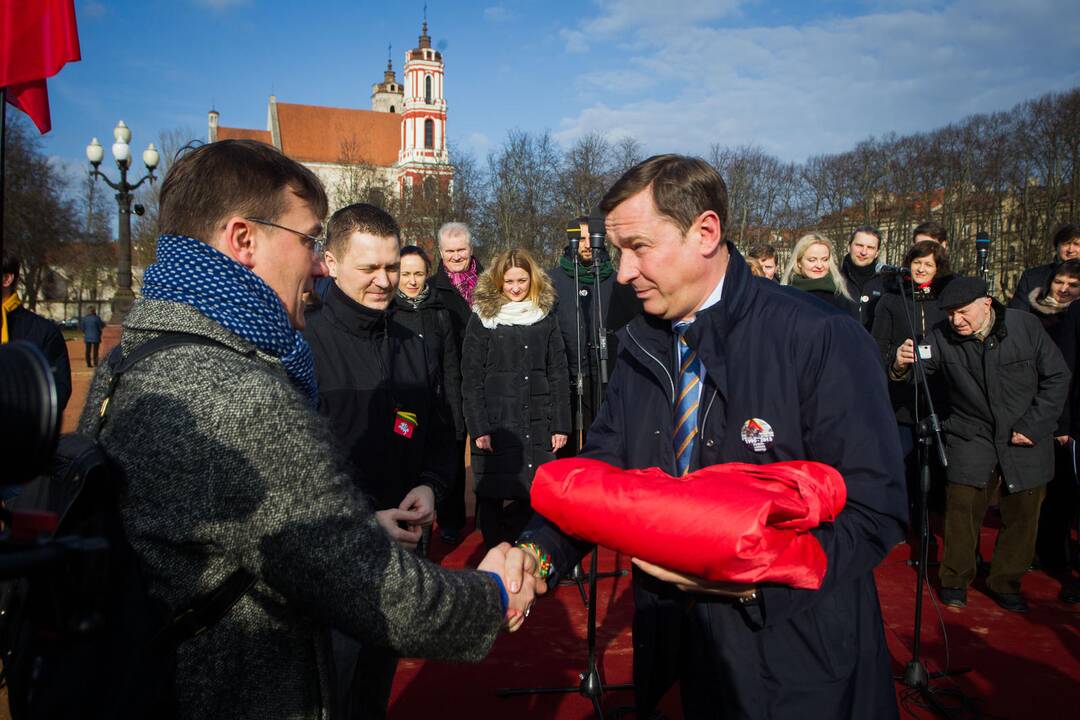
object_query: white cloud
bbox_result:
[554,0,1080,161]
[484,5,511,22]
[192,0,250,10]
[559,28,590,54]
[461,131,492,158]
[579,0,744,35]
[83,1,107,18]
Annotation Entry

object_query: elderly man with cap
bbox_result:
[892,276,1070,612]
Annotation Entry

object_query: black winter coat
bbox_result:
[871,274,953,425]
[550,260,615,381]
[1020,288,1076,436]
[1060,302,1080,438]
[432,260,483,350]
[5,304,72,411]
[906,301,1070,491]
[394,289,465,439]
[523,245,907,719]
[461,279,571,500]
[550,256,643,380]
[841,255,885,330]
[1008,261,1058,311]
[304,283,454,511]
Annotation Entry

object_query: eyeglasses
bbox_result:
[246,217,326,257]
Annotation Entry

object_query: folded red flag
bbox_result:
[530,458,847,590]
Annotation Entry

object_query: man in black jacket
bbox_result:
[893,277,1070,612]
[2,251,71,411]
[550,216,642,452]
[1009,223,1080,310]
[840,225,885,330]
[430,221,482,543]
[304,203,457,719]
[510,155,907,719]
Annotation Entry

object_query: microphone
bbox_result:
[878,263,912,276]
[566,225,581,254]
[976,231,990,278]
[588,211,606,250]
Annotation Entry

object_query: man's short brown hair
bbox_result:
[599,154,729,236]
[912,220,947,245]
[158,139,328,243]
[326,203,401,259]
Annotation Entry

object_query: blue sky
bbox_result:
[35,0,1080,179]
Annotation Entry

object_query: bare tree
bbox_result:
[2,115,79,309]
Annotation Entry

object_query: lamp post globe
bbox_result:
[86,138,104,166]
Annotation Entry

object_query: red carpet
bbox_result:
[391,523,1080,719]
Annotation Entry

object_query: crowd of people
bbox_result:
[0,139,1076,719]
[749,221,1079,610]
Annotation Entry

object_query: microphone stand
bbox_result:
[497,234,632,718]
[565,237,589,605]
[894,272,974,718]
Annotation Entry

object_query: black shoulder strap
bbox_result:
[97,332,258,644]
[97,333,250,436]
[151,568,257,651]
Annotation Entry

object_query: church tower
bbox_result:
[371,47,404,114]
[397,18,450,194]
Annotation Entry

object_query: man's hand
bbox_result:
[631,558,756,599]
[551,433,568,452]
[475,434,492,451]
[399,485,436,527]
[375,508,424,551]
[478,543,546,632]
[894,339,916,370]
[1055,435,1071,446]
[1010,431,1035,446]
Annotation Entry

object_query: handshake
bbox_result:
[477,543,548,633]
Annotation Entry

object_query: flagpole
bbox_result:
[1,87,6,261]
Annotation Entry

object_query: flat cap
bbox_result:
[937,276,988,310]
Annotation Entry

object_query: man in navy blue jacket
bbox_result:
[509,155,908,719]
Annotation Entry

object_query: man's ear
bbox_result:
[218,217,258,269]
[695,210,723,257]
[324,249,340,279]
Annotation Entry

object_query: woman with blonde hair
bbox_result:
[782,232,857,316]
[461,248,571,547]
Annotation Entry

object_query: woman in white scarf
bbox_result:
[461,248,571,547]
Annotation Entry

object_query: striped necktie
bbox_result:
[673,322,701,476]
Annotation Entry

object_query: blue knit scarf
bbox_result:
[142,234,318,404]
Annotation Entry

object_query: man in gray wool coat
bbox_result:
[77,139,541,719]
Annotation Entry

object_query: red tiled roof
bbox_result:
[276,102,402,167]
[216,126,272,144]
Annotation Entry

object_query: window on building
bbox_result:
[425,75,432,104]
[389,105,396,113]
[424,119,434,149]
[424,176,437,201]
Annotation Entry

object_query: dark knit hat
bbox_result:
[937,276,988,311]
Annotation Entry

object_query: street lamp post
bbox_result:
[86,120,159,322]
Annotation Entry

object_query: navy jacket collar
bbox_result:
[618,243,755,403]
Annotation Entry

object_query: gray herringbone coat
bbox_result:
[78,300,504,719]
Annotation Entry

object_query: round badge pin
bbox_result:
[740,418,775,453]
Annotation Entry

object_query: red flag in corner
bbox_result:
[0,0,81,134]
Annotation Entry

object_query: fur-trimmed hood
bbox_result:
[1028,286,1072,316]
[471,267,556,321]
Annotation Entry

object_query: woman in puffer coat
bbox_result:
[462,248,571,548]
